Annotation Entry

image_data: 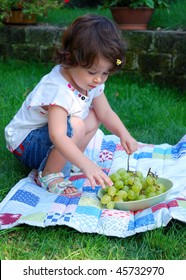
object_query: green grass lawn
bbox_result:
[0,59,185,260]
[149,0,186,29]
[37,0,186,30]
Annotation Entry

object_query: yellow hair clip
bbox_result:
[116,59,122,66]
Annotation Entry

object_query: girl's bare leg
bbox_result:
[74,108,100,152]
[41,109,100,193]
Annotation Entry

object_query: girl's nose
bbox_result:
[93,76,101,83]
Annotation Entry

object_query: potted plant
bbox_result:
[0,0,67,25]
[101,0,169,30]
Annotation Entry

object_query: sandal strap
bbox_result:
[38,171,77,195]
[47,180,73,194]
[38,171,64,189]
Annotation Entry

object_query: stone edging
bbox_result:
[0,25,185,91]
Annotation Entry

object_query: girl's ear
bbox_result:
[65,52,73,65]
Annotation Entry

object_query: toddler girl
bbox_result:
[5,14,138,195]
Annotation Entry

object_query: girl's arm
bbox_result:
[48,105,113,189]
[92,93,138,154]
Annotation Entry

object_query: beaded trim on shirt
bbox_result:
[67,83,90,102]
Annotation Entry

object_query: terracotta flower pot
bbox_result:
[3,10,36,25]
[110,7,154,30]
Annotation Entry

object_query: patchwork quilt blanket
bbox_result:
[0,129,186,238]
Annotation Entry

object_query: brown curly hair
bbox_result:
[55,14,126,73]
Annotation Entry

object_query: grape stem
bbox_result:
[146,167,158,178]
[147,168,151,176]
[127,155,130,172]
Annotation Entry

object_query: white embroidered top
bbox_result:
[5,65,104,151]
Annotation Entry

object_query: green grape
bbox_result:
[146,176,154,186]
[128,171,135,177]
[134,192,140,200]
[145,186,151,194]
[101,194,111,204]
[101,186,109,196]
[125,177,134,186]
[136,171,144,180]
[120,173,130,182]
[108,186,117,197]
[145,185,156,194]
[113,196,123,202]
[134,178,143,189]
[157,183,166,193]
[109,173,121,183]
[156,190,164,195]
[114,180,124,189]
[107,201,115,209]
[134,177,141,184]
[147,192,156,198]
[122,185,129,192]
[104,185,110,191]
[132,183,142,193]
[127,190,136,200]
[117,168,127,175]
[117,168,129,181]
[142,179,148,189]
[137,194,146,200]
[116,190,128,199]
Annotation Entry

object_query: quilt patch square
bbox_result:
[20,212,46,224]
[97,215,131,236]
[101,209,131,219]
[75,205,101,217]
[167,200,179,208]
[63,213,72,222]
[177,199,186,209]
[51,213,61,223]
[49,203,67,214]
[152,203,168,212]
[44,212,61,224]
[101,139,116,153]
[152,147,172,159]
[172,142,186,159]
[72,212,99,232]
[135,213,155,228]
[54,196,70,205]
[134,152,152,160]
[54,195,80,205]
[0,213,21,226]
[99,150,113,162]
[65,204,77,213]
[128,213,155,230]
[10,190,39,207]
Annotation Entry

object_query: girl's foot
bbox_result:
[37,171,78,195]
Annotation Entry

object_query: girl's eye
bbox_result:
[88,71,96,75]
[87,70,109,76]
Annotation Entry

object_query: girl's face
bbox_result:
[65,56,112,94]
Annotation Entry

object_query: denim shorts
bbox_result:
[12,116,73,178]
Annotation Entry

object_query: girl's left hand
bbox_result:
[121,134,138,155]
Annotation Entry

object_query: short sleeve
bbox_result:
[26,82,73,114]
[92,84,105,98]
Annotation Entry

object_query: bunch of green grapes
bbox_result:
[100,168,166,209]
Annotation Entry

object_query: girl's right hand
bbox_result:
[81,161,113,189]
